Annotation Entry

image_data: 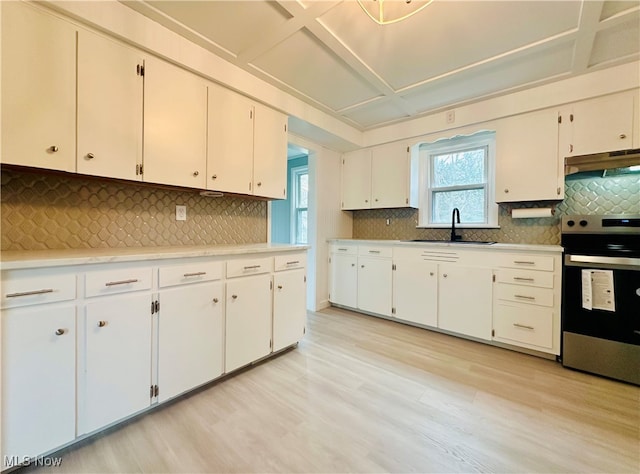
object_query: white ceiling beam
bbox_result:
[571,0,605,73]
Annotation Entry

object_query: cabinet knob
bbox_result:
[213,298,219,303]
[193,171,199,177]
[86,153,95,160]
[619,134,627,139]
[211,174,217,180]
[98,320,107,327]
[277,285,283,290]
[55,328,65,336]
[231,294,238,300]
[443,273,448,278]
[504,188,509,193]
[361,265,365,268]
[375,198,379,202]
[257,182,262,187]
[430,272,434,276]
[365,199,369,203]
[47,145,59,153]
[351,263,355,267]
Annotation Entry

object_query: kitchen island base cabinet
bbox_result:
[1,305,76,461]
[157,282,224,403]
[273,269,306,352]
[225,274,273,373]
[82,293,152,435]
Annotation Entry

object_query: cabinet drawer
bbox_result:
[226,256,273,278]
[1,270,76,309]
[85,267,152,297]
[496,269,554,289]
[497,254,555,272]
[274,253,306,272]
[496,284,554,307]
[358,245,392,258]
[158,261,223,288]
[493,303,553,349]
[330,244,357,255]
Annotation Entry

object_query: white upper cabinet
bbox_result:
[77,30,144,181]
[559,91,636,157]
[495,108,562,202]
[208,84,288,199]
[341,143,415,210]
[1,1,76,172]
[341,149,372,210]
[253,103,288,199]
[143,56,207,189]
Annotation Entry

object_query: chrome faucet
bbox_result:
[450,207,462,241]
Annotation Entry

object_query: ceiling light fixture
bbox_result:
[357,0,434,25]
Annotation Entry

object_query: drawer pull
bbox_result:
[98,320,108,328]
[183,272,206,277]
[513,277,535,282]
[243,265,261,270]
[286,261,300,265]
[513,261,535,265]
[337,248,348,251]
[6,288,54,298]
[55,328,65,336]
[514,294,535,300]
[277,285,283,289]
[105,279,139,287]
[368,250,381,254]
[513,323,535,330]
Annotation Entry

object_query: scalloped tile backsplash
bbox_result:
[1,169,267,250]
[352,174,639,244]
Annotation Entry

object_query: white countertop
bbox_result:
[328,238,563,253]
[0,243,309,270]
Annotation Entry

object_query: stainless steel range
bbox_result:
[561,215,640,385]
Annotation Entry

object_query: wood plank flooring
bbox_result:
[26,307,639,473]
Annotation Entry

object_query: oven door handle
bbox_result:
[565,254,640,268]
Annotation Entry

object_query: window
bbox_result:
[291,166,308,244]
[418,132,498,228]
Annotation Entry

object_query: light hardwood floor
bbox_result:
[26,307,639,473]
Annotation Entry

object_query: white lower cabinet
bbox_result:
[273,268,306,352]
[82,293,153,434]
[225,273,273,372]
[357,255,392,317]
[157,281,224,403]
[329,252,358,308]
[1,305,76,461]
[392,259,438,327]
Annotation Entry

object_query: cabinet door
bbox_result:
[570,92,634,156]
[495,108,562,202]
[392,259,438,327]
[158,282,224,402]
[225,274,272,372]
[77,30,143,181]
[371,143,409,208]
[143,57,207,189]
[341,149,372,210]
[1,305,76,460]
[438,265,492,340]
[207,84,254,195]
[357,256,392,316]
[83,293,151,434]
[329,254,358,308]
[1,2,76,172]
[273,269,306,351]
[254,104,288,199]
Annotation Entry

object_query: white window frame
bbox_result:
[418,132,499,228]
[290,165,309,244]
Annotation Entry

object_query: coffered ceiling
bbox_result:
[122,0,640,131]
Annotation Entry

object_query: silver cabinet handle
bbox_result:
[514,294,535,300]
[368,250,381,254]
[243,265,261,270]
[213,298,219,303]
[337,248,348,251]
[105,279,139,287]
[47,145,59,153]
[98,320,107,327]
[86,153,95,160]
[231,295,238,300]
[513,277,535,282]
[277,285,283,289]
[286,261,300,265]
[183,272,206,277]
[513,323,535,330]
[6,288,54,298]
[193,171,199,177]
[55,328,65,336]
[513,261,535,265]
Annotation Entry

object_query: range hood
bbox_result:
[565,148,640,175]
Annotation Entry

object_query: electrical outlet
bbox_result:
[176,205,187,221]
[446,110,455,124]
[386,218,391,226]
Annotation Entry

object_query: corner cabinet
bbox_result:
[341,142,417,210]
[1,1,77,172]
[495,108,563,202]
